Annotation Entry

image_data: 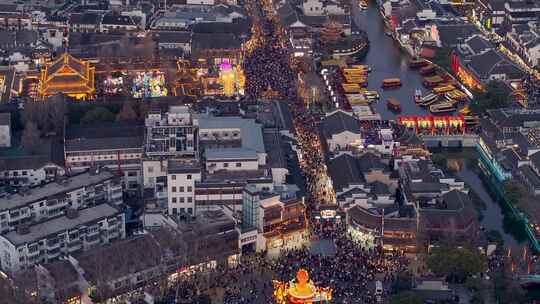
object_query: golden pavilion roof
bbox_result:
[39,53,95,99]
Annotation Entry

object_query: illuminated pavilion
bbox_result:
[38,53,95,100]
[273,269,333,303]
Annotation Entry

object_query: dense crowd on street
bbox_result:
[271,223,409,304]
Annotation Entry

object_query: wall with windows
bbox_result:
[167,171,201,216]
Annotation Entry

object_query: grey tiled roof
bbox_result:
[320,111,361,139]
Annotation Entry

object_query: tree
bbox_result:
[503,180,526,206]
[21,121,41,154]
[81,107,115,124]
[390,291,424,304]
[431,47,453,73]
[470,80,510,114]
[427,246,487,283]
[116,100,138,122]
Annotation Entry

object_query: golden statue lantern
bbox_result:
[273,269,333,303]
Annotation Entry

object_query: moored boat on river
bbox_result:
[422,75,444,88]
[429,102,456,113]
[382,78,401,88]
[409,58,428,69]
[387,97,401,112]
[414,89,422,104]
[420,64,436,76]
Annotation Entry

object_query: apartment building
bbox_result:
[0,170,122,234]
[65,123,144,190]
[144,106,198,158]
[0,204,125,272]
[167,160,202,216]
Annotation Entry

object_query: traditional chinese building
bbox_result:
[38,53,95,100]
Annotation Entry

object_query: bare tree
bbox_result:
[47,94,66,135]
[21,121,41,154]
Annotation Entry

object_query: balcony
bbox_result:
[46,241,60,250]
[47,247,61,259]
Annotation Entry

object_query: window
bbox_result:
[187,174,192,180]
[172,197,177,203]
[187,186,192,192]
[148,166,154,173]
[188,208,193,214]
[180,186,186,192]
[223,163,229,168]
[172,187,177,192]
[180,208,185,213]
[172,175,176,180]
[13,172,18,176]
[180,197,185,203]
[172,208,178,215]
[22,171,27,176]
[187,197,192,203]
[236,163,241,167]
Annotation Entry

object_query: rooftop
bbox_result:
[196,115,265,153]
[320,110,361,139]
[65,123,144,151]
[0,170,116,211]
[205,147,258,160]
[3,204,120,246]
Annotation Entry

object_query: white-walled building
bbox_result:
[145,106,198,158]
[320,110,362,152]
[0,170,123,234]
[167,160,202,216]
[65,123,144,190]
[0,155,65,187]
[0,113,11,147]
[0,204,125,272]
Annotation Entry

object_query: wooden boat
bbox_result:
[419,93,437,105]
[422,75,444,88]
[464,115,479,126]
[445,90,468,102]
[387,97,401,112]
[429,102,456,113]
[459,106,471,115]
[382,78,401,88]
[414,89,422,104]
[409,58,429,69]
[420,64,436,76]
[364,90,380,100]
[433,85,455,95]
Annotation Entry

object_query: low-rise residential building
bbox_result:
[144,106,198,158]
[100,13,138,33]
[68,13,101,33]
[0,170,122,234]
[0,155,65,188]
[0,113,11,147]
[65,123,144,190]
[0,203,125,272]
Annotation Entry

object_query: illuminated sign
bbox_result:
[321,210,336,218]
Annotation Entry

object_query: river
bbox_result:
[432,149,520,251]
[351,2,431,120]
[350,2,519,249]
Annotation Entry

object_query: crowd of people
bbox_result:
[271,223,409,304]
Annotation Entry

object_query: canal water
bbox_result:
[352,2,431,120]
[352,2,520,249]
[431,149,520,251]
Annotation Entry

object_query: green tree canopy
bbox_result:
[81,107,116,124]
[390,291,424,304]
[503,180,526,206]
[431,47,453,72]
[427,246,487,283]
[470,80,511,114]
